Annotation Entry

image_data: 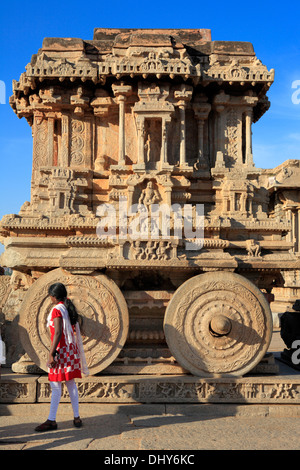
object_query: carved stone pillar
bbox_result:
[287,209,293,244]
[47,114,55,166]
[193,100,211,168]
[179,104,187,166]
[159,117,173,171]
[212,92,230,168]
[134,116,146,171]
[285,209,297,252]
[85,117,93,169]
[245,109,254,166]
[94,117,107,171]
[293,210,297,252]
[174,85,193,168]
[242,92,258,167]
[118,95,126,165]
[91,90,113,172]
[112,83,132,168]
[32,111,47,171]
[60,113,69,167]
[215,105,225,168]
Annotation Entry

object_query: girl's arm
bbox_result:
[48,317,62,368]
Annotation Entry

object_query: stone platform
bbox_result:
[1,332,300,405]
[0,358,299,405]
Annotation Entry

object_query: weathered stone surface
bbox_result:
[0,372,37,403]
[3,401,300,451]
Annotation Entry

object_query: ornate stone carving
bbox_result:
[3,371,300,403]
[246,239,261,257]
[0,276,12,310]
[33,113,48,170]
[131,240,173,261]
[70,119,85,165]
[204,56,274,87]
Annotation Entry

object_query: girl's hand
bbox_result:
[47,353,57,368]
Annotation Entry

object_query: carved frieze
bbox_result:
[2,372,300,403]
[203,57,274,86]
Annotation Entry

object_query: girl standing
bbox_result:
[35,282,88,432]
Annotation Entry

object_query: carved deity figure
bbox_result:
[246,239,261,257]
[138,181,160,207]
[156,241,171,260]
[145,241,158,260]
[132,240,145,260]
[144,120,162,165]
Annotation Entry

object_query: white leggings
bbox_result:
[48,379,79,421]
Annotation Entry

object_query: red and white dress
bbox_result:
[48,301,82,382]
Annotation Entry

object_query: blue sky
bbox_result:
[0,0,300,236]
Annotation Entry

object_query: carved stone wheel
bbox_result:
[19,268,129,375]
[163,272,273,377]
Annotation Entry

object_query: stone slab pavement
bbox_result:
[1,401,300,451]
[1,330,300,452]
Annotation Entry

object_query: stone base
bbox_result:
[0,370,38,403]
[11,353,44,375]
[1,355,299,405]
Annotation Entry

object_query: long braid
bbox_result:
[64,298,78,326]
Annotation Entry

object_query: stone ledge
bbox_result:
[0,372,37,403]
[2,402,300,419]
[1,357,300,404]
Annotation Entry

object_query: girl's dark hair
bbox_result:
[48,282,78,325]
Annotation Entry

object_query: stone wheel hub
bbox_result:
[164,271,273,377]
[209,314,232,336]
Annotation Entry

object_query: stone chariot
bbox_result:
[1,28,299,380]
